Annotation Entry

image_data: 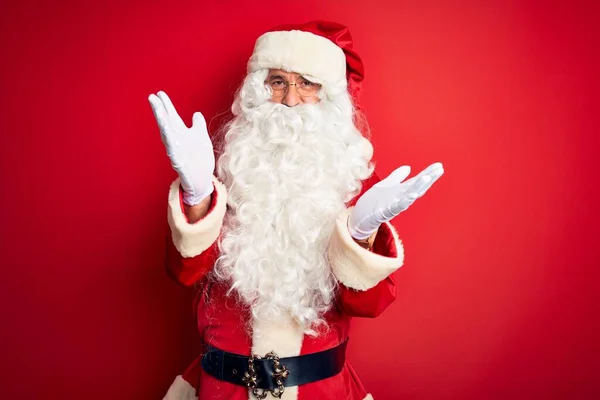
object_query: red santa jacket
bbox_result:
[162,174,404,400]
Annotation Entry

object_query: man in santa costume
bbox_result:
[149,20,443,400]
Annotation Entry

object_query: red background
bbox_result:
[1,1,598,399]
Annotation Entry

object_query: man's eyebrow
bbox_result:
[267,74,285,80]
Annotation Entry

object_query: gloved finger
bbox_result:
[148,94,168,124]
[149,94,176,149]
[387,177,428,215]
[419,163,444,193]
[416,162,444,180]
[191,112,212,140]
[149,96,174,144]
[425,168,444,191]
[427,163,445,181]
[157,91,177,115]
[411,175,433,198]
[408,163,443,191]
[379,202,400,221]
[375,165,411,188]
[387,196,414,217]
[157,91,186,129]
[192,112,207,130]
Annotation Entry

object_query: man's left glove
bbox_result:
[348,162,444,241]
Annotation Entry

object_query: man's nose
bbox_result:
[282,85,301,107]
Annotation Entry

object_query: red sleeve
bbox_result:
[180,351,203,396]
[337,274,397,318]
[165,185,220,287]
[165,238,218,287]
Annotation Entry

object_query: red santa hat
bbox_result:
[247,20,365,109]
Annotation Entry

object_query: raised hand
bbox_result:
[349,162,444,240]
[148,91,215,206]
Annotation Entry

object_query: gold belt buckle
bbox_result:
[242,351,290,399]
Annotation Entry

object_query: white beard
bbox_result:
[214,70,373,334]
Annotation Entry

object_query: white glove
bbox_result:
[348,162,444,240]
[148,91,215,206]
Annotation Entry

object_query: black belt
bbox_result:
[201,339,347,397]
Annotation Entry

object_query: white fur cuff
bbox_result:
[328,208,404,291]
[162,375,197,400]
[167,177,228,258]
[248,30,347,88]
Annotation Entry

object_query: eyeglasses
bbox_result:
[265,77,322,98]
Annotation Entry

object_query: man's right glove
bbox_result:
[148,91,215,206]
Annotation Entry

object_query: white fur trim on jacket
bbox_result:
[363,395,374,400]
[248,30,346,89]
[251,317,304,399]
[167,177,228,258]
[162,375,198,400]
[328,208,404,291]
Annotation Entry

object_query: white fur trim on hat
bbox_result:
[167,176,228,258]
[328,208,404,291]
[248,30,346,88]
